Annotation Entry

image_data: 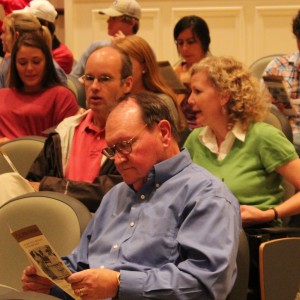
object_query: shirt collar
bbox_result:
[80,110,105,135]
[199,122,246,160]
[131,149,192,195]
[199,122,245,142]
[288,52,300,67]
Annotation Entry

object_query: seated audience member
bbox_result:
[184,56,300,297]
[0,0,31,57]
[22,91,241,300]
[262,10,300,152]
[14,0,74,74]
[173,15,211,129]
[26,45,133,212]
[184,56,300,226]
[0,12,67,87]
[0,32,78,145]
[71,0,141,78]
[114,35,185,133]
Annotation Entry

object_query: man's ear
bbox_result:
[122,76,134,94]
[157,120,171,146]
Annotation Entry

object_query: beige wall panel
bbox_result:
[254,5,300,59]
[136,9,162,60]
[65,1,300,66]
[69,3,109,60]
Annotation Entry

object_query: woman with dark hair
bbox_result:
[9,30,60,89]
[0,32,78,144]
[173,15,211,129]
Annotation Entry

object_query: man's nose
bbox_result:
[114,151,128,164]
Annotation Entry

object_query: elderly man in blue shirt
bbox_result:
[22,91,241,300]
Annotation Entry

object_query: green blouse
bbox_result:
[184,122,298,210]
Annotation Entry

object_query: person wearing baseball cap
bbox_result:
[98,0,141,35]
[71,0,141,78]
[14,0,74,74]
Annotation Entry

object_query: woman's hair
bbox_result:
[173,15,211,53]
[114,35,185,130]
[191,56,269,130]
[114,35,173,95]
[4,12,52,51]
[9,32,61,90]
[292,10,300,39]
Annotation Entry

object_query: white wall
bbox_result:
[63,0,300,67]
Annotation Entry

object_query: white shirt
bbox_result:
[199,122,246,160]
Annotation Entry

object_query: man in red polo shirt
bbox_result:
[0,45,133,211]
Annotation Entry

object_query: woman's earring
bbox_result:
[221,106,227,115]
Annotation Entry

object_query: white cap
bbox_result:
[13,0,58,23]
[98,0,141,20]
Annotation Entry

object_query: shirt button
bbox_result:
[140,194,145,200]
[130,221,135,227]
[113,244,118,249]
[155,183,160,188]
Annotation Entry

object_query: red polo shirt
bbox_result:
[65,111,106,183]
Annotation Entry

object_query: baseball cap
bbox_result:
[13,0,58,23]
[98,0,141,20]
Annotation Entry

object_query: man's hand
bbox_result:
[21,265,54,294]
[111,30,125,42]
[67,268,120,300]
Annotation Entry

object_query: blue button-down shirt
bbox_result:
[52,149,241,300]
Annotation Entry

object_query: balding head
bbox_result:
[83,46,133,128]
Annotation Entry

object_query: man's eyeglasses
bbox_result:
[102,124,148,160]
[82,74,118,85]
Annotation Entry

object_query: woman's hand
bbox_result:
[240,205,274,227]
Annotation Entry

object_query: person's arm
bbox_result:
[241,158,300,226]
[39,172,122,212]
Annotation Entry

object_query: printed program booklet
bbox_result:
[11,224,79,300]
[262,75,298,116]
